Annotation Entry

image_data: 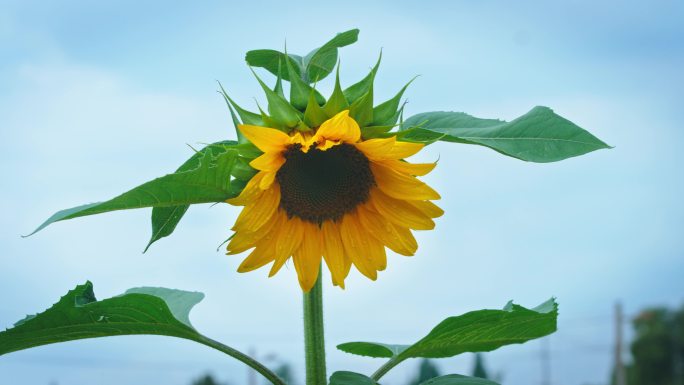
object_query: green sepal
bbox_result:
[286,49,325,110]
[304,86,329,127]
[402,107,611,162]
[361,125,395,139]
[27,148,245,236]
[250,67,302,128]
[348,79,374,127]
[273,59,285,98]
[217,81,263,126]
[245,49,304,82]
[343,51,381,104]
[302,29,360,83]
[226,102,247,144]
[257,103,285,131]
[323,65,349,117]
[372,76,417,126]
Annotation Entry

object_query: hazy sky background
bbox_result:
[1,1,683,385]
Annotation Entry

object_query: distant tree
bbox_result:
[407,359,441,385]
[620,305,684,385]
[273,362,295,384]
[192,373,225,385]
[472,353,490,379]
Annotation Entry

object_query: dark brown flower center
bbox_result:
[276,143,375,224]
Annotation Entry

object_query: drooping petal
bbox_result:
[358,205,416,256]
[314,110,361,144]
[407,200,445,218]
[378,159,436,176]
[369,188,435,230]
[250,151,285,172]
[259,171,277,190]
[339,212,379,280]
[227,212,279,255]
[293,222,323,291]
[237,240,276,272]
[238,124,290,153]
[232,184,280,232]
[321,221,348,288]
[354,137,396,160]
[227,171,265,206]
[370,162,441,200]
[269,214,305,277]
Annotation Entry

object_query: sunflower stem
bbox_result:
[303,266,327,385]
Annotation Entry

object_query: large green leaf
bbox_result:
[401,107,610,162]
[0,282,204,355]
[329,371,378,385]
[303,29,359,83]
[338,299,558,380]
[244,49,304,82]
[28,145,247,236]
[145,140,250,252]
[421,375,499,385]
[0,282,287,385]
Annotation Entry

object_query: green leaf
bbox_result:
[329,371,378,385]
[0,282,204,355]
[323,66,349,117]
[286,50,325,110]
[28,148,244,236]
[0,282,288,385]
[372,76,416,126]
[420,375,500,385]
[250,67,302,128]
[273,59,285,98]
[343,52,381,104]
[402,107,611,162]
[303,29,359,83]
[338,299,558,379]
[144,140,244,252]
[245,49,304,82]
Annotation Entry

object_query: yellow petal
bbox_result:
[314,110,361,144]
[293,222,323,291]
[227,172,265,206]
[227,212,279,255]
[237,240,275,272]
[354,137,396,160]
[269,214,305,277]
[370,162,441,200]
[232,185,280,232]
[387,140,424,159]
[339,213,379,280]
[250,152,285,172]
[259,171,277,190]
[238,124,290,153]
[321,221,348,288]
[369,189,435,230]
[357,205,416,256]
[407,200,444,218]
[377,159,436,176]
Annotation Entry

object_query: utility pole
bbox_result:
[540,337,551,385]
[614,301,627,385]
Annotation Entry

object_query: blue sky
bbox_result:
[1,1,683,384]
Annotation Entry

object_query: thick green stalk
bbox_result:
[303,267,327,385]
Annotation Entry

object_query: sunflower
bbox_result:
[226,110,443,291]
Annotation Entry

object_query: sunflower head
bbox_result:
[223,39,443,291]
